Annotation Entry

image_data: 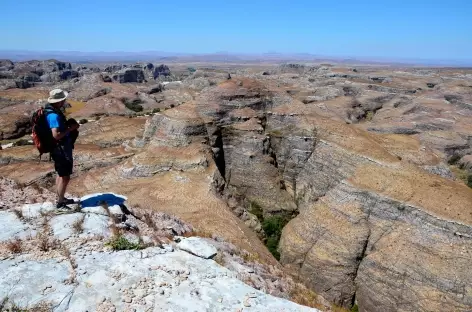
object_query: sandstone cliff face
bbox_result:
[190,76,472,311]
[278,120,472,311]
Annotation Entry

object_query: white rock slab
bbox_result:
[49,213,84,241]
[0,259,74,311]
[177,237,218,259]
[80,213,111,238]
[0,211,29,242]
[19,202,55,219]
[66,248,317,312]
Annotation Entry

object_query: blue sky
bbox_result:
[1,0,471,61]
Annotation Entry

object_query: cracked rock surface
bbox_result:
[0,179,320,311]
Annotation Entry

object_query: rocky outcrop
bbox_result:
[0,179,320,311]
[0,59,78,89]
[0,115,31,140]
[278,117,472,311]
[40,69,80,83]
[0,60,14,71]
[112,68,146,83]
[153,64,171,79]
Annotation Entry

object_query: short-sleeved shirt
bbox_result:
[47,112,72,158]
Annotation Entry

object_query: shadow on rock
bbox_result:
[80,193,127,208]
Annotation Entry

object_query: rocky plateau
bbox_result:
[0,59,471,312]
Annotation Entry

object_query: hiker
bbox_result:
[45,89,80,208]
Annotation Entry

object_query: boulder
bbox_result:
[101,74,112,82]
[40,70,80,82]
[89,87,111,99]
[0,115,31,140]
[145,84,163,94]
[177,237,218,259]
[112,69,145,83]
[153,64,171,79]
[15,79,34,89]
[459,155,472,171]
[104,64,124,73]
[59,70,79,80]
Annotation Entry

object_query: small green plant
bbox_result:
[121,97,144,112]
[365,111,374,121]
[448,154,461,165]
[12,139,32,147]
[106,235,144,251]
[187,67,197,73]
[262,214,292,260]
[351,304,359,312]
[266,236,280,260]
[262,215,290,238]
[268,129,283,137]
[467,175,472,188]
[248,200,263,222]
[151,108,160,114]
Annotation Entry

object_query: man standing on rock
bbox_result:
[45,89,80,209]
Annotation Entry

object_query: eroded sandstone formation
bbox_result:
[1,60,471,311]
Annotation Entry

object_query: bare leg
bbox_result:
[56,175,60,199]
[57,175,71,203]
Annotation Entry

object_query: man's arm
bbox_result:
[51,127,70,141]
[47,113,79,141]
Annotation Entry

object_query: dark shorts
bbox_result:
[51,145,73,177]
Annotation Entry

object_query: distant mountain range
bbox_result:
[0,50,471,67]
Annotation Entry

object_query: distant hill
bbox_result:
[0,50,471,67]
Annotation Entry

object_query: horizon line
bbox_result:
[1,49,471,67]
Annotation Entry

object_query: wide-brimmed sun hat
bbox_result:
[47,88,69,103]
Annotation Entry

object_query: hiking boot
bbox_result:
[56,201,73,209]
[56,198,76,208]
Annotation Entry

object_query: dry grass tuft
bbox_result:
[213,253,226,266]
[143,213,157,230]
[12,209,23,220]
[38,233,60,252]
[37,220,60,252]
[240,251,260,263]
[0,296,52,312]
[6,237,23,254]
[71,215,85,234]
[182,229,213,239]
[289,283,326,310]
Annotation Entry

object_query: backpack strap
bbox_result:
[44,104,68,145]
[45,104,68,123]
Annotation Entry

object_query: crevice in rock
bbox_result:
[351,227,371,308]
[209,127,226,180]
